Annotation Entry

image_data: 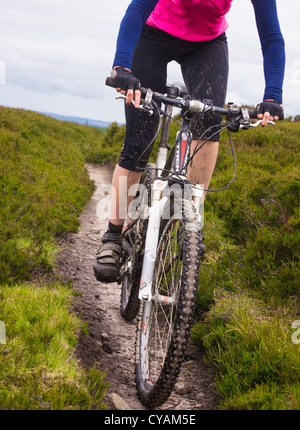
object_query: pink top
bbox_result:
[147,0,233,41]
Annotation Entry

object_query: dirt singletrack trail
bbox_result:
[55,163,220,410]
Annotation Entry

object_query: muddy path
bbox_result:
[55,163,220,410]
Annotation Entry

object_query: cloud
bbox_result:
[1,3,104,91]
[0,0,299,122]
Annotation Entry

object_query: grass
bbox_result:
[190,119,300,409]
[191,292,300,410]
[0,106,108,409]
[0,282,107,410]
[0,106,104,283]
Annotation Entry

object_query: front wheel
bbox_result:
[135,197,203,408]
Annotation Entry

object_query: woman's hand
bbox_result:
[256,99,284,126]
[111,66,141,108]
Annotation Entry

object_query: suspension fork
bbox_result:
[138,179,169,303]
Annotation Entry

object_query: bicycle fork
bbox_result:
[138,179,169,303]
[138,182,203,303]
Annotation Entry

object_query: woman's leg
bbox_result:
[109,165,141,226]
[187,140,219,196]
[94,27,170,282]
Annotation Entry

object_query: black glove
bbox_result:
[256,99,284,120]
[111,66,141,92]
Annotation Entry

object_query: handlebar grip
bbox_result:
[105,76,148,100]
[105,76,117,88]
[248,108,257,119]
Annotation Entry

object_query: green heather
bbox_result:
[0,106,107,409]
[0,105,299,409]
[0,107,104,283]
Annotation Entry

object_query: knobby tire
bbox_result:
[135,197,203,408]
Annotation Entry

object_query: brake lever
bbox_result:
[240,119,275,130]
[115,95,154,115]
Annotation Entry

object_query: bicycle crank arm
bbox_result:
[116,260,132,284]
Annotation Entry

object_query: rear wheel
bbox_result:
[135,197,203,408]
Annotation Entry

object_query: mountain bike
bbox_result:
[106,76,273,408]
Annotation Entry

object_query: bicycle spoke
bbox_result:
[145,219,183,385]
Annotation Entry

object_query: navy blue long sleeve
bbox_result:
[251,0,285,102]
[113,0,285,103]
[113,0,159,69]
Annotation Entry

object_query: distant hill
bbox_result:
[41,112,113,128]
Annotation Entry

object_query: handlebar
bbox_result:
[105,76,259,124]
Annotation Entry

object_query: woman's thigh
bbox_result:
[119,26,171,171]
[119,28,229,171]
[180,33,229,141]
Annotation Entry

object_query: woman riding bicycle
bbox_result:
[94,0,285,283]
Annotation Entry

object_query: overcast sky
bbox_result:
[0,0,299,123]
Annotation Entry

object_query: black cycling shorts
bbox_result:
[118,25,229,172]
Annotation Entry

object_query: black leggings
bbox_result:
[118,25,229,172]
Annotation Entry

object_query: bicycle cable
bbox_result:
[133,99,241,193]
[181,117,241,192]
[161,110,241,192]
[134,100,162,169]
